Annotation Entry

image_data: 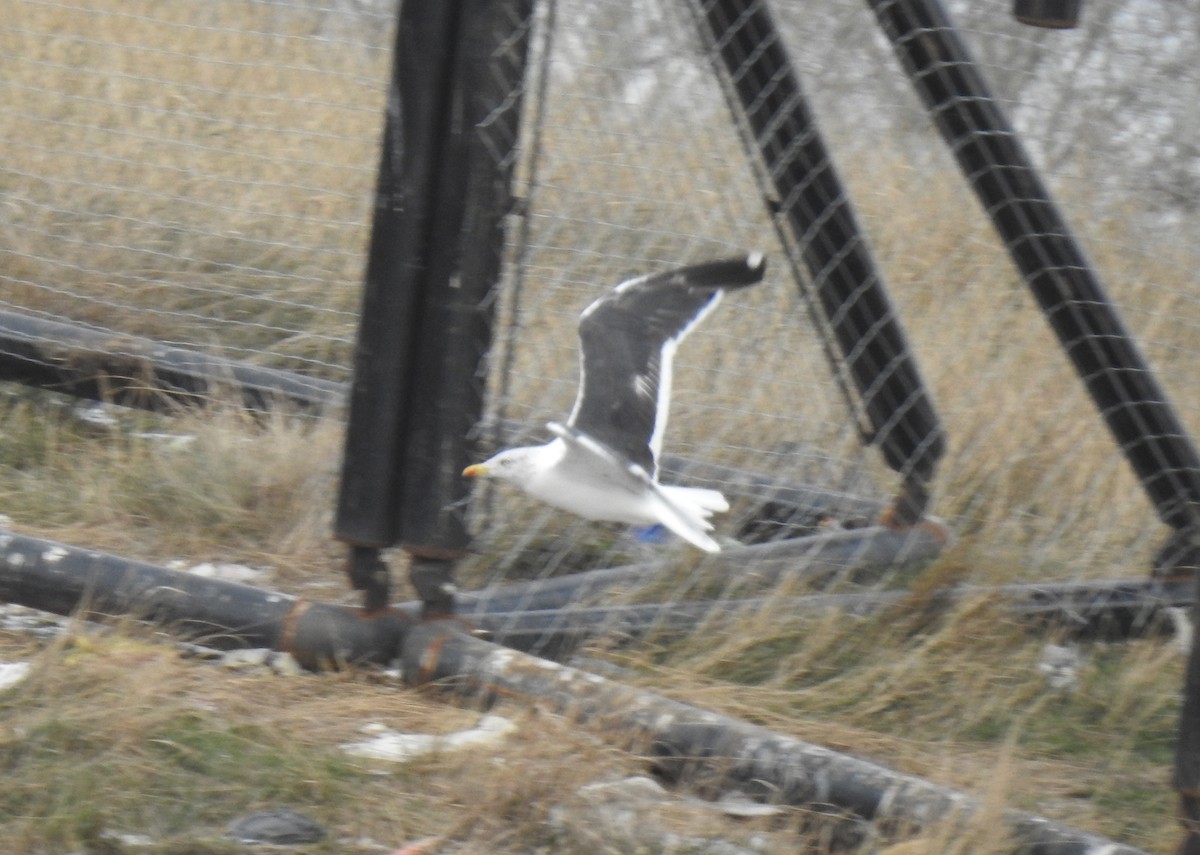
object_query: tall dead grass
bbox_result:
[2,0,386,374]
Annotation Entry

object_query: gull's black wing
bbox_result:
[566,253,765,476]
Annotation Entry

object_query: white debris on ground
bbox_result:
[0,603,69,640]
[70,401,196,447]
[72,402,121,428]
[0,660,31,691]
[1037,643,1083,691]
[217,648,305,676]
[551,775,788,855]
[340,714,516,762]
[96,830,156,849]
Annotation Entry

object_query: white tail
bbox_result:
[651,484,730,552]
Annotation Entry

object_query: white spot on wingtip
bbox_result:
[41,547,68,564]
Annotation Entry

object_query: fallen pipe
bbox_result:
[482,418,892,535]
[0,530,407,670]
[469,575,1193,657]
[661,455,888,538]
[4,528,1185,663]
[0,308,346,416]
[0,527,942,659]
[0,313,891,542]
[456,521,950,614]
[402,620,1152,855]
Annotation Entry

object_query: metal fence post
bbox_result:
[335,0,534,613]
[866,0,1200,561]
[692,0,947,525]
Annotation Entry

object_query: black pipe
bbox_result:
[477,417,891,525]
[403,620,1152,854]
[1,526,1186,665]
[470,574,1191,658]
[0,531,408,670]
[692,0,946,498]
[0,319,889,540]
[457,522,950,615]
[0,532,1153,849]
[0,309,344,415]
[1013,0,1081,28]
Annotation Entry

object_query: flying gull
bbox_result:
[463,252,766,552]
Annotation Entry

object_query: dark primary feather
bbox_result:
[567,253,765,476]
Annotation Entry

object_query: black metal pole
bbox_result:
[865,0,1200,545]
[398,0,536,613]
[1178,568,1200,855]
[335,0,534,612]
[334,2,462,606]
[691,0,946,523]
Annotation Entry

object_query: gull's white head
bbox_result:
[462,446,549,489]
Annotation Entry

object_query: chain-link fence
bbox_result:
[5,0,1200,848]
[461,0,1200,603]
[5,0,1200,622]
[3,0,391,380]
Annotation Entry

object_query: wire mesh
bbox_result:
[464,0,1200,609]
[4,0,1200,612]
[1,0,392,380]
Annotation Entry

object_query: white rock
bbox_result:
[268,652,305,677]
[74,404,119,428]
[1037,643,1082,691]
[340,714,515,762]
[715,793,784,818]
[580,775,669,802]
[220,648,271,669]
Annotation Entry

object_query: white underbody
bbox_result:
[478,433,729,552]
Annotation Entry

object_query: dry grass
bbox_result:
[1,0,384,375]
[2,0,1199,852]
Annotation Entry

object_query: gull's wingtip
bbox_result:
[676,253,768,290]
[745,250,766,278]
